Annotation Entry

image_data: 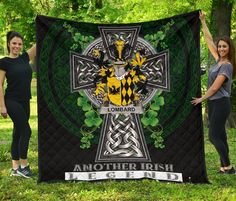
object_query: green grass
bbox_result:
[0,80,236,201]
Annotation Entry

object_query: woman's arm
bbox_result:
[199,11,219,61]
[27,44,36,61]
[191,74,226,105]
[0,70,7,118]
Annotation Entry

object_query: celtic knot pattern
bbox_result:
[135,40,154,56]
[104,114,143,157]
[143,59,164,83]
[75,61,98,84]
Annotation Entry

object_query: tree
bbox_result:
[95,0,103,9]
[210,0,234,37]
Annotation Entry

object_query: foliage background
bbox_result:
[0,0,235,52]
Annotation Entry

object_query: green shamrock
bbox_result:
[150,96,164,111]
[77,91,92,111]
[151,131,165,149]
[80,132,94,149]
[141,110,159,127]
[84,110,102,127]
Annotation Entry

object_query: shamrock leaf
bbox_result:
[150,96,164,111]
[80,132,94,149]
[151,131,165,149]
[154,90,162,97]
[84,111,102,127]
[141,110,159,127]
[79,91,86,97]
[150,102,160,111]
[77,97,91,111]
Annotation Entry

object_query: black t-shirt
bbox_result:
[0,52,32,101]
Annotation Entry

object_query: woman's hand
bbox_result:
[191,97,203,106]
[0,106,8,118]
[199,11,206,22]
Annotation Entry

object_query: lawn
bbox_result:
[0,80,236,201]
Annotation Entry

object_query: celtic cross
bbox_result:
[70,26,169,162]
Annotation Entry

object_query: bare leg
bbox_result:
[20,159,28,167]
[12,160,20,170]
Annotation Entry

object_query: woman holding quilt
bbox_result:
[0,31,36,178]
[191,11,236,174]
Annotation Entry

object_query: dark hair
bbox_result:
[216,36,236,78]
[6,31,24,53]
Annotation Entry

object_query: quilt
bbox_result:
[36,10,208,183]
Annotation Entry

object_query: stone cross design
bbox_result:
[70,26,169,162]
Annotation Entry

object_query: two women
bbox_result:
[1,11,235,178]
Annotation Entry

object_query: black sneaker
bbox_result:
[10,169,21,177]
[217,169,225,174]
[224,167,236,174]
[17,166,33,178]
